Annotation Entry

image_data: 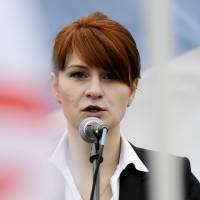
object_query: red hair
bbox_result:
[53,12,141,86]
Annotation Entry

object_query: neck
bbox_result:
[67,124,121,169]
[67,124,120,175]
[66,123,121,199]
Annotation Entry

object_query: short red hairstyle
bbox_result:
[53,11,141,86]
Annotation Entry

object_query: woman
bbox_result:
[50,12,200,200]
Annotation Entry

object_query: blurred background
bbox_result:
[0,0,199,199]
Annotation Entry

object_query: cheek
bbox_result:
[59,83,85,115]
[107,89,130,114]
[59,85,78,109]
[59,87,79,123]
[117,96,129,116]
[105,91,129,128]
[114,91,129,108]
[58,77,77,104]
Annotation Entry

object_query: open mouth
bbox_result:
[83,105,105,113]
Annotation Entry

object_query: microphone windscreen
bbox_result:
[79,117,107,143]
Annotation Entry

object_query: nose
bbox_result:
[85,76,104,99]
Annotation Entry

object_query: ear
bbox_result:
[51,72,61,104]
[127,79,138,107]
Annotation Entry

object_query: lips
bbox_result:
[82,105,106,113]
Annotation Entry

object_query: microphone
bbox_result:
[79,117,108,200]
[79,117,107,143]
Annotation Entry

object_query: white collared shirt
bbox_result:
[50,131,148,200]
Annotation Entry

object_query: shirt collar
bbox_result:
[50,131,149,176]
[50,131,68,174]
[119,134,149,172]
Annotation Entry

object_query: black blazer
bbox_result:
[119,144,200,200]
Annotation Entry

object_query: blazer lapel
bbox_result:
[119,143,152,200]
[119,163,150,200]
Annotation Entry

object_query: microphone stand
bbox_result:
[91,144,100,200]
[89,128,107,200]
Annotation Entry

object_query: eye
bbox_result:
[102,71,120,81]
[69,71,88,79]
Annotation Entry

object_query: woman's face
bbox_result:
[52,53,137,131]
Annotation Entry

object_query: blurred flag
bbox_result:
[0,1,55,199]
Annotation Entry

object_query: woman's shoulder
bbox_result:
[129,142,200,196]
[129,142,189,167]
